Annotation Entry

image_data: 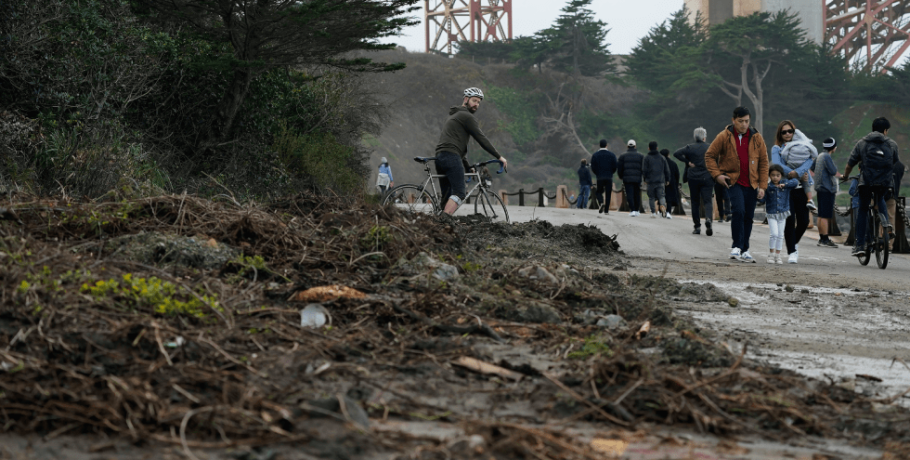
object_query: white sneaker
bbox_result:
[634,211,640,216]
[730,248,741,259]
[788,251,798,264]
[629,211,636,217]
[775,254,783,264]
[767,254,775,264]
[666,214,673,220]
[651,212,657,218]
[739,251,756,263]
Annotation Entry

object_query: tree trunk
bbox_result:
[208,69,254,144]
[739,58,771,139]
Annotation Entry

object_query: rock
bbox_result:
[596,314,627,330]
[448,434,485,451]
[785,285,795,293]
[514,302,562,324]
[535,266,559,285]
[408,252,459,281]
[727,297,740,308]
[304,396,370,430]
[100,231,239,270]
[433,263,459,281]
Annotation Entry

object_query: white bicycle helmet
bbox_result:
[463,87,484,100]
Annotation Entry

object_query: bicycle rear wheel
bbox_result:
[876,218,890,269]
[381,185,438,216]
[474,189,510,223]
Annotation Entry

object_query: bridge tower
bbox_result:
[826,0,910,70]
[424,0,513,55]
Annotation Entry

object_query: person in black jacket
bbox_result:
[617,139,645,216]
[577,159,593,210]
[590,139,618,214]
[661,149,681,215]
[643,141,672,218]
[674,127,715,235]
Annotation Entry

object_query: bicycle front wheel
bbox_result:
[876,219,890,269]
[381,185,438,216]
[474,190,510,223]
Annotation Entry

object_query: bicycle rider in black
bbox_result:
[843,116,900,256]
[435,87,508,214]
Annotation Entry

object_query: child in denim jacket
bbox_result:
[759,164,800,264]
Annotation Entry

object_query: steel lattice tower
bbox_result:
[424,0,513,54]
[826,0,910,70]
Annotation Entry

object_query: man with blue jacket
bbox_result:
[590,139,617,214]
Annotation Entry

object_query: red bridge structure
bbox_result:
[826,0,910,70]
[424,0,513,54]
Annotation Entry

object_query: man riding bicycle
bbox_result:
[435,87,509,215]
[842,117,901,256]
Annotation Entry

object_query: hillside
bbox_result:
[364,49,642,194]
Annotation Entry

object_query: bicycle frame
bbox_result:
[413,160,500,213]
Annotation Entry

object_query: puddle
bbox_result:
[675,279,910,410]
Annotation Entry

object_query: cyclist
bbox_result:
[842,117,900,256]
[435,87,508,215]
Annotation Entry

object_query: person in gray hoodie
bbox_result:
[642,141,672,218]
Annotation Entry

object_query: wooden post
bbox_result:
[518,189,525,206]
[556,185,569,208]
[499,190,508,206]
[537,188,546,207]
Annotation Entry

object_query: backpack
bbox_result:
[861,139,894,188]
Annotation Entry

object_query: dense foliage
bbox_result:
[0,0,417,199]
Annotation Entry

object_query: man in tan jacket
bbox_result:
[705,106,770,263]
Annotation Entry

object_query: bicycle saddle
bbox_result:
[413,156,438,163]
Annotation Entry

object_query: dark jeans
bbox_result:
[784,190,809,254]
[855,186,890,247]
[435,151,466,202]
[624,182,641,212]
[578,184,591,209]
[728,184,757,252]
[714,183,731,218]
[689,179,714,228]
[594,178,612,211]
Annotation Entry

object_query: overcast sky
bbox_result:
[379,1,687,55]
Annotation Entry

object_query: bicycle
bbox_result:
[844,176,891,269]
[381,157,510,223]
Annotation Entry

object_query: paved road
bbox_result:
[503,206,910,287]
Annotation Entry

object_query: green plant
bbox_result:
[567,335,613,359]
[81,273,221,318]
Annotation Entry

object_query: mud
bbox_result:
[2,196,910,460]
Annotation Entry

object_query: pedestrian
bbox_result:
[590,139,618,214]
[674,127,715,236]
[714,182,732,222]
[779,128,819,211]
[886,160,905,249]
[842,116,900,256]
[759,164,800,264]
[377,157,394,194]
[642,141,672,218]
[771,120,812,264]
[434,87,508,214]
[661,148,681,215]
[617,139,644,216]
[705,106,770,263]
[577,159,593,210]
[813,138,843,248]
